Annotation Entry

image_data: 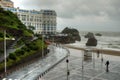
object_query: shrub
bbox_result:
[9,53,16,60]
[15,49,25,56]
[21,46,30,52]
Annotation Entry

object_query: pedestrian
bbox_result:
[105,60,110,72]
[101,57,103,62]
[97,50,100,58]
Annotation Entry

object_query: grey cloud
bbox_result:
[21,0,120,20]
[14,0,120,31]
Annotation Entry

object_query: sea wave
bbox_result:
[74,35,120,49]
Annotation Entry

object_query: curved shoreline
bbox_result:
[65,45,120,56]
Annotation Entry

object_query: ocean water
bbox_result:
[78,31,120,49]
[79,31,120,37]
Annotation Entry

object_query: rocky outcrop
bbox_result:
[50,27,81,44]
[61,27,81,42]
[86,37,97,46]
[95,33,102,36]
[84,32,100,46]
[84,32,94,38]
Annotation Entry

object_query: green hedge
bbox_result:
[0,39,47,71]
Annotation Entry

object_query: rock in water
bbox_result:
[95,33,102,36]
[84,32,94,38]
[86,37,97,46]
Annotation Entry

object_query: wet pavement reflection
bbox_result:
[43,48,120,80]
[6,45,68,80]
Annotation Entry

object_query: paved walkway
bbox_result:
[4,45,68,80]
[43,48,120,80]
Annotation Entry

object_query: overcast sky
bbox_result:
[11,0,120,32]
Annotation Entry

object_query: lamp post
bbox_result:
[82,50,84,80]
[42,34,44,58]
[101,46,103,70]
[66,59,69,80]
[4,30,7,76]
[52,35,54,44]
[4,30,15,77]
[66,49,70,80]
[93,50,95,69]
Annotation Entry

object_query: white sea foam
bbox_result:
[69,34,120,51]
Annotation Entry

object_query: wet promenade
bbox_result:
[4,45,68,80]
[43,48,120,80]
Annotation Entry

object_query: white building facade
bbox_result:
[41,10,57,34]
[0,0,14,8]
[2,7,57,34]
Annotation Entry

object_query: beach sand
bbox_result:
[65,45,120,56]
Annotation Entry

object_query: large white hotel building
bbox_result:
[0,0,57,34]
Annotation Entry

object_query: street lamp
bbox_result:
[52,35,54,44]
[82,50,84,80]
[66,49,70,80]
[4,30,7,76]
[101,46,103,70]
[92,49,95,69]
[4,30,15,77]
[42,34,44,58]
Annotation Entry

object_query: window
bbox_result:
[27,15,29,21]
[21,15,26,21]
[30,16,33,21]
